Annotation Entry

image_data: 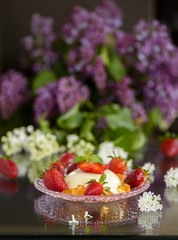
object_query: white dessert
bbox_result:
[65,169,122,194]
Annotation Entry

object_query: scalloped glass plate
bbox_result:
[34,177,150,203]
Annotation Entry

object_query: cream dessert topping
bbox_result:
[65,168,122,194]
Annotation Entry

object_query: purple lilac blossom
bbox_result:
[116,31,135,55]
[133,19,175,73]
[56,76,90,113]
[21,13,57,73]
[0,70,29,119]
[33,81,58,123]
[94,0,123,34]
[92,57,107,91]
[130,102,148,123]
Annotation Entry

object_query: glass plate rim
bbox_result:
[34,177,150,203]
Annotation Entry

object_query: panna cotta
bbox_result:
[64,169,122,194]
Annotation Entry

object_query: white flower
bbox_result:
[126,159,133,171]
[84,211,93,223]
[66,134,95,156]
[138,191,163,212]
[164,168,178,187]
[142,162,155,175]
[97,141,128,164]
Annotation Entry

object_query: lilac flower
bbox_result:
[94,0,123,33]
[116,31,135,55]
[130,102,148,123]
[56,76,90,113]
[92,57,107,91]
[33,81,58,123]
[21,13,57,73]
[0,70,29,119]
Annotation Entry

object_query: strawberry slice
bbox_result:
[78,161,104,174]
[43,168,68,192]
[108,157,127,174]
[59,153,76,168]
[102,164,109,170]
[124,168,147,188]
[0,158,18,179]
[84,174,110,195]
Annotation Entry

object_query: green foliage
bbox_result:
[56,103,87,130]
[32,70,57,92]
[80,118,96,142]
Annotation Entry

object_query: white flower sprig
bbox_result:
[164,168,178,187]
[138,191,163,212]
[97,141,128,164]
[138,211,162,231]
[142,162,155,175]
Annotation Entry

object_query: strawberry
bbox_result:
[59,153,76,168]
[0,158,18,179]
[65,163,78,175]
[102,164,109,170]
[124,168,147,188]
[84,174,110,195]
[50,162,65,176]
[43,168,68,192]
[78,161,104,174]
[108,157,127,174]
[160,137,178,158]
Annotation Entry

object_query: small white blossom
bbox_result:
[138,191,163,212]
[164,168,178,187]
[127,159,133,171]
[97,141,128,164]
[66,134,95,156]
[142,162,155,175]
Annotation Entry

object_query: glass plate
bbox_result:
[34,177,150,203]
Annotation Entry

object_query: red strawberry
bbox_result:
[78,161,104,174]
[43,168,68,192]
[160,138,178,158]
[84,174,110,195]
[65,163,78,175]
[0,158,18,179]
[102,164,109,170]
[124,168,146,188]
[59,153,76,168]
[50,162,65,176]
[108,157,127,174]
[84,181,103,195]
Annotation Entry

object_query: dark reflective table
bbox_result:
[0,141,178,239]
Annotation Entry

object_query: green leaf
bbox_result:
[106,107,135,131]
[53,129,67,144]
[73,156,86,163]
[107,55,126,82]
[99,174,107,184]
[38,116,51,133]
[32,70,57,92]
[104,187,111,192]
[80,119,96,142]
[114,129,146,152]
[98,104,120,117]
[57,103,87,130]
[90,155,103,164]
[99,46,110,65]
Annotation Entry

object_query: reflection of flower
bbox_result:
[97,141,128,164]
[164,168,178,187]
[138,211,162,231]
[138,191,163,212]
[164,187,178,203]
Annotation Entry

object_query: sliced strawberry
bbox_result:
[108,157,127,174]
[78,161,104,174]
[0,158,18,179]
[84,181,103,195]
[102,164,109,170]
[59,153,76,168]
[160,138,178,158]
[43,168,68,192]
[50,162,65,176]
[124,168,146,188]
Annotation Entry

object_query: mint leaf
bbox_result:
[73,156,86,163]
[104,187,110,192]
[99,174,107,184]
[90,155,103,164]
